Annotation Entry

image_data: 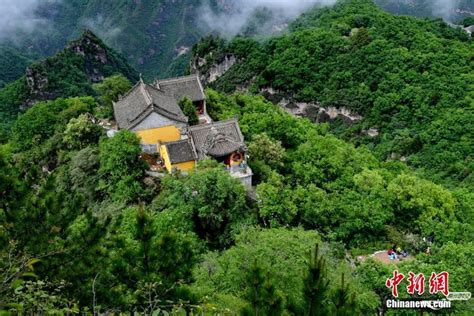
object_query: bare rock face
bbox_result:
[192,53,237,85]
[267,90,363,124]
[290,102,363,124]
[24,66,57,109]
[67,30,109,66]
[25,67,49,97]
[208,54,236,83]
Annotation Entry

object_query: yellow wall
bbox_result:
[135,125,181,145]
[159,145,172,172]
[172,160,196,172]
[159,144,195,173]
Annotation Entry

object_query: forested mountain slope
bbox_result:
[0,1,472,314]
[0,0,213,88]
[375,0,474,21]
[0,31,138,140]
[2,0,471,90]
[193,0,473,188]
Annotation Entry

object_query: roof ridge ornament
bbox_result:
[139,78,153,106]
[201,127,242,156]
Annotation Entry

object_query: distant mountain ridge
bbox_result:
[375,0,474,21]
[1,0,472,91]
[0,0,212,87]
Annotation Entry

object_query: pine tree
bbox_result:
[303,244,329,316]
[242,260,284,316]
[332,273,356,316]
[136,204,153,276]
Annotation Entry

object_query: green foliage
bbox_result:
[179,96,199,126]
[256,172,298,227]
[93,74,132,118]
[241,260,284,315]
[11,97,95,152]
[98,130,145,201]
[248,133,285,182]
[303,244,330,316]
[101,206,199,309]
[153,163,251,249]
[190,228,321,310]
[63,114,103,150]
[0,46,32,89]
[6,280,78,315]
[461,17,474,27]
[198,0,473,187]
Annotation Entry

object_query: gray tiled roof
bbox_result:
[164,139,197,164]
[113,81,187,129]
[156,75,205,102]
[189,118,246,159]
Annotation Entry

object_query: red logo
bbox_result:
[386,271,449,297]
[407,272,425,295]
[429,272,449,296]
[386,270,405,297]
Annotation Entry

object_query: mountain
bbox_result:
[0,31,138,139]
[192,0,473,187]
[375,0,474,21]
[0,0,213,88]
[1,0,472,90]
[0,1,472,314]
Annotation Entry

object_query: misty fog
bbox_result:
[0,0,60,40]
[198,0,338,37]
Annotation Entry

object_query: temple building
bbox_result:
[155,75,212,124]
[112,75,252,186]
[188,119,253,187]
[113,79,188,153]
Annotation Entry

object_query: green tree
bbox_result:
[104,206,198,309]
[387,174,459,242]
[98,130,145,201]
[303,244,329,316]
[242,260,284,316]
[153,163,249,248]
[190,228,321,310]
[330,274,356,316]
[248,133,285,183]
[179,97,199,126]
[63,114,103,150]
[93,75,132,118]
[256,172,297,227]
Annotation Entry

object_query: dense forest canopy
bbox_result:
[0,0,472,314]
[194,0,473,189]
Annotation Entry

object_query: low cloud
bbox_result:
[432,0,460,21]
[81,15,122,41]
[198,0,338,37]
[0,0,59,41]
[378,0,461,21]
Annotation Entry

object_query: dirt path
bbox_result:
[357,250,414,265]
